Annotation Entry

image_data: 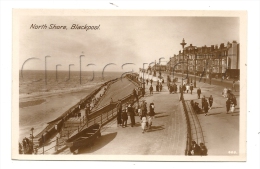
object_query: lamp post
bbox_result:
[143,63,148,89]
[31,127,34,151]
[56,64,61,81]
[193,55,197,88]
[180,38,186,100]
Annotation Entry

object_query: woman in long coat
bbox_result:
[204,100,209,116]
[226,98,231,114]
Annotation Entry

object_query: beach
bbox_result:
[19,71,122,141]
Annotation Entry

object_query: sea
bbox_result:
[19,70,123,141]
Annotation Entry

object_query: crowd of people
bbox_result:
[116,99,155,133]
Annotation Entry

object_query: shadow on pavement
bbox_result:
[155,115,169,118]
[208,112,222,116]
[210,107,223,109]
[146,125,165,132]
[78,132,117,154]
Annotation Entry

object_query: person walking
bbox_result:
[142,87,145,97]
[208,95,213,109]
[182,84,186,94]
[179,85,182,93]
[121,108,128,127]
[140,100,148,117]
[230,101,235,116]
[201,95,206,110]
[226,98,231,114]
[149,85,153,95]
[128,103,135,127]
[197,87,201,99]
[159,83,162,92]
[85,102,90,122]
[116,100,122,126]
[204,100,209,116]
[190,83,193,94]
[150,79,153,85]
[186,84,190,93]
[232,80,236,92]
[147,101,155,129]
[132,88,138,102]
[156,84,159,92]
[141,115,147,133]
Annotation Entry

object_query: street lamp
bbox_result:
[56,64,61,81]
[143,63,148,89]
[194,54,197,88]
[31,127,34,150]
[180,38,186,100]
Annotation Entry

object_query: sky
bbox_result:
[18,15,239,72]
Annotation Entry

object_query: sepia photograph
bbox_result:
[11,9,247,161]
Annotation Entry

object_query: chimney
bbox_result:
[179,50,181,54]
[190,44,192,47]
[215,44,218,50]
[211,45,214,51]
[220,43,224,49]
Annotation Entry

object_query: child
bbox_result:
[230,102,235,116]
[141,115,147,133]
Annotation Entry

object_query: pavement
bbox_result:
[59,82,187,155]
[180,78,240,156]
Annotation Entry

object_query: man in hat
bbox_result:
[197,87,201,99]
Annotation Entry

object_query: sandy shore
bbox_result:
[19,83,103,141]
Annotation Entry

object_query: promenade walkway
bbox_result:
[57,73,241,157]
[59,82,187,155]
[184,80,240,156]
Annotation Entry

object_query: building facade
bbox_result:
[168,40,240,79]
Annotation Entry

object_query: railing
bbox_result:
[181,97,192,155]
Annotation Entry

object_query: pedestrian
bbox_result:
[116,100,122,126]
[222,87,228,97]
[230,102,235,116]
[190,83,193,94]
[159,83,162,92]
[179,85,182,93]
[204,100,209,116]
[149,85,153,95]
[141,115,147,133]
[147,101,155,129]
[232,81,237,92]
[127,103,135,127]
[121,108,128,127]
[85,102,90,121]
[208,95,213,109]
[142,87,145,97]
[150,79,153,85]
[226,98,231,114]
[186,84,190,93]
[182,84,186,93]
[201,95,206,110]
[156,84,159,92]
[197,87,201,99]
[140,100,147,117]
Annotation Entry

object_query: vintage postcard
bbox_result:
[12,9,247,161]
